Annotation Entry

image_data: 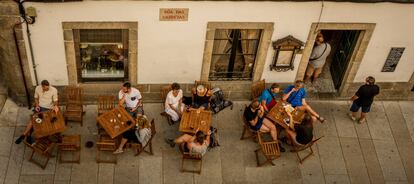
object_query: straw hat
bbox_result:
[196,85,205,93]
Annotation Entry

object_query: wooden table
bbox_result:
[96,107,136,139]
[32,111,66,139]
[179,109,212,134]
[266,102,305,129]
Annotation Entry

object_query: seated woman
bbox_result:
[165,130,210,156]
[243,100,278,142]
[165,83,185,122]
[113,115,152,154]
[285,112,315,146]
[191,85,212,110]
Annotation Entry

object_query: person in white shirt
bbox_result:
[118,82,143,119]
[165,83,185,122]
[15,80,59,145]
[305,32,332,84]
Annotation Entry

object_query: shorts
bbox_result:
[305,63,323,77]
[249,118,263,131]
[193,102,209,109]
[122,129,139,143]
[350,102,371,113]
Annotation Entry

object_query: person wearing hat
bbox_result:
[113,115,152,154]
[191,85,212,110]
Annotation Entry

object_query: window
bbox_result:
[209,29,262,81]
[74,29,129,82]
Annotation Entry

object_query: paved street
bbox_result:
[0,99,413,184]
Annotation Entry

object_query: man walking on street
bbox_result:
[349,76,380,124]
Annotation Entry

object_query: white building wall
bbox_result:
[25,1,414,85]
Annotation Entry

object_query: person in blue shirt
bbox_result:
[282,80,326,123]
[259,83,280,112]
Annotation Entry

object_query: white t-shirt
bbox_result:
[118,87,142,108]
[165,89,183,110]
[34,85,58,109]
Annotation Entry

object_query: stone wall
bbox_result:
[0,1,34,106]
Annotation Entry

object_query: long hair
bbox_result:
[195,131,206,144]
[302,114,313,127]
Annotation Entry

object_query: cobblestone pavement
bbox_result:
[0,99,413,184]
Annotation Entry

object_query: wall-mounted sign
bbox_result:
[381,47,405,72]
[159,8,189,21]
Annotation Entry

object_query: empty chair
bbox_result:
[254,132,281,167]
[63,85,84,126]
[26,137,56,169]
[58,134,81,164]
[96,134,117,164]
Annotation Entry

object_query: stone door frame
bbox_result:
[62,22,138,85]
[200,22,274,82]
[296,23,376,96]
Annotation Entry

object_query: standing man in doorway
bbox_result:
[304,32,331,84]
[348,76,380,124]
[119,82,143,119]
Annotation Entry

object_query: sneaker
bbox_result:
[358,118,367,124]
[348,113,357,121]
[165,138,176,148]
[279,145,286,153]
[113,149,123,154]
[15,135,25,144]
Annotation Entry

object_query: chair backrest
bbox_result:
[32,138,55,154]
[150,119,156,137]
[160,85,172,104]
[98,95,116,115]
[65,85,83,105]
[251,79,266,100]
[257,132,280,158]
[96,134,117,151]
[195,80,212,90]
[179,142,202,159]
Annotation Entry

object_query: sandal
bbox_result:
[317,116,326,123]
[113,149,123,154]
[358,118,367,124]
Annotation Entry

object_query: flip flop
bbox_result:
[317,116,326,123]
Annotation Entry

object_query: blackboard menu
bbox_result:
[381,47,405,72]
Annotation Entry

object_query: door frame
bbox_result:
[296,23,375,96]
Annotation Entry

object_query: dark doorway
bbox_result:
[310,30,361,92]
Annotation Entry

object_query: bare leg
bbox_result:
[359,112,367,123]
[352,111,358,118]
[262,119,277,141]
[117,138,128,150]
[174,134,194,144]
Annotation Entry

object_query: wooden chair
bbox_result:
[194,80,212,90]
[96,134,117,164]
[128,119,156,156]
[251,79,266,100]
[25,137,56,169]
[63,85,84,126]
[290,136,323,164]
[179,143,203,174]
[58,134,81,163]
[98,95,116,116]
[254,132,281,167]
[240,110,258,141]
[159,85,175,126]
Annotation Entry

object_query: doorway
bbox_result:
[308,30,361,93]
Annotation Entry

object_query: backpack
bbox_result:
[208,126,220,150]
[210,87,233,114]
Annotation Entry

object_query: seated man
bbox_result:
[282,80,326,123]
[15,80,59,144]
[285,112,314,146]
[165,130,210,156]
[259,83,280,112]
[191,85,212,110]
[119,82,143,119]
[164,83,185,122]
[113,115,152,154]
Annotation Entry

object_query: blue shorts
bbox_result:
[193,102,209,109]
[250,118,263,131]
[350,102,371,113]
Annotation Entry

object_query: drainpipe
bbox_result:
[13,22,31,108]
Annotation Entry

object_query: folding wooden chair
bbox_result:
[128,119,156,156]
[63,85,84,126]
[179,143,203,174]
[254,132,281,167]
[58,134,81,164]
[240,110,258,141]
[159,85,175,125]
[290,136,323,164]
[251,79,266,100]
[96,134,117,164]
[26,137,56,169]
